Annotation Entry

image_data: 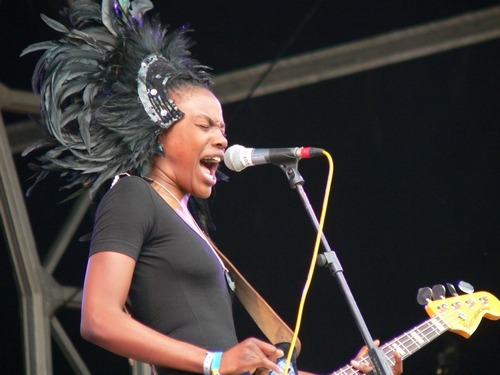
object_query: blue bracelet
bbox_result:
[211,351,223,375]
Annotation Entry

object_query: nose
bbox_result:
[214,129,228,149]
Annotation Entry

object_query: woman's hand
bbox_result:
[350,340,403,375]
[219,338,285,375]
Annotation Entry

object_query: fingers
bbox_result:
[354,339,381,359]
[260,341,284,363]
[351,350,403,375]
[353,339,381,364]
[255,340,285,374]
[220,338,285,375]
[352,341,403,375]
[351,359,373,374]
[392,350,403,375]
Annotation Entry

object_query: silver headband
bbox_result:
[137,55,184,129]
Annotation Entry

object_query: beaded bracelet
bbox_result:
[211,352,223,375]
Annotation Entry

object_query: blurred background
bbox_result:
[1,1,499,374]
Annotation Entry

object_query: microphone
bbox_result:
[224,144,324,172]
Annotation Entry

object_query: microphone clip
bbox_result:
[275,159,305,189]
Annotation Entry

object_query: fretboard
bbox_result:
[331,314,450,375]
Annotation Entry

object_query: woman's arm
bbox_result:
[81,251,209,372]
[81,251,285,374]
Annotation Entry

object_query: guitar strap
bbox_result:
[131,242,301,374]
[211,243,302,355]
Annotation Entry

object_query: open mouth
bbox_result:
[200,156,222,176]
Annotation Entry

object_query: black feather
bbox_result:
[23,0,213,198]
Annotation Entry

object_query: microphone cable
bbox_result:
[284,149,334,374]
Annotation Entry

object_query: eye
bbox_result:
[197,123,210,130]
[197,124,227,137]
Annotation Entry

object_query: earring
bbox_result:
[156,143,164,153]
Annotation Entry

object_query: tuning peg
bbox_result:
[446,283,458,296]
[432,284,446,299]
[417,287,433,305]
[458,280,474,294]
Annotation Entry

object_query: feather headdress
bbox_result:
[22,0,213,197]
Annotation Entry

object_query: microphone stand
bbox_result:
[276,160,392,375]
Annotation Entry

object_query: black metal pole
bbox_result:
[276,160,392,375]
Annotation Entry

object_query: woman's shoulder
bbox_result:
[101,175,153,202]
[112,174,151,190]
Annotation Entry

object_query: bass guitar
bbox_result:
[330,290,499,374]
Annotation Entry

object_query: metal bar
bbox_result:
[131,361,152,375]
[43,194,91,274]
[1,5,499,374]
[0,113,52,374]
[214,5,500,103]
[0,82,40,114]
[51,317,92,375]
[59,286,83,309]
[4,119,43,154]
[4,6,500,149]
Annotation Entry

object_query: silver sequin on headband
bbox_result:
[137,55,184,129]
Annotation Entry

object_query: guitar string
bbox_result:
[338,295,486,373]
[135,176,490,374]
[333,313,442,374]
[332,294,486,374]
[346,315,448,371]
[148,172,489,374]
[147,174,491,374]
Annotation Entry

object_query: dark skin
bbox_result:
[81,86,402,374]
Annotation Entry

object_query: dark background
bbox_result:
[1,1,499,374]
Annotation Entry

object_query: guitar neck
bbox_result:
[331,314,449,375]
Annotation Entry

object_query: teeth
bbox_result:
[202,156,222,163]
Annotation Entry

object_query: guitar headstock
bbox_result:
[417,283,500,338]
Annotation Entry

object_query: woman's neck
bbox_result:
[144,176,188,208]
[145,176,204,233]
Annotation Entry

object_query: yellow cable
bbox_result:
[283,150,334,374]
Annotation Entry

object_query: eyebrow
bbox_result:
[197,114,226,131]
